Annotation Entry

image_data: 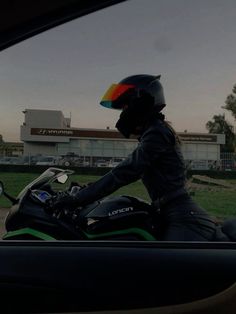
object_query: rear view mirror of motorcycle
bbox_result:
[0,181,4,196]
[0,181,17,204]
[56,174,68,184]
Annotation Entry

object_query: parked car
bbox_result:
[95,159,109,167]
[221,159,236,171]
[0,157,12,164]
[58,153,81,167]
[108,158,124,167]
[36,156,59,166]
[0,156,20,164]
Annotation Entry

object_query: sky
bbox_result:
[0,0,236,141]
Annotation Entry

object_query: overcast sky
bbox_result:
[0,0,236,141]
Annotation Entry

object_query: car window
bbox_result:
[2,2,236,314]
[1,0,236,242]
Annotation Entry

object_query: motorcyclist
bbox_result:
[53,74,223,241]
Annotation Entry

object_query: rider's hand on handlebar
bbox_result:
[45,192,77,214]
[69,181,93,192]
[45,181,92,213]
[52,192,78,211]
[69,181,86,191]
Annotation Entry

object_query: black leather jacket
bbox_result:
[72,117,186,206]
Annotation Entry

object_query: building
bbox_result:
[179,133,225,170]
[20,109,137,161]
[0,134,23,157]
[20,109,225,169]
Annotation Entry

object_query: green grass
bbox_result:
[0,172,236,219]
[0,172,39,207]
[192,190,236,219]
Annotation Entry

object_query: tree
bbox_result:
[206,83,236,152]
[0,135,11,156]
[222,84,236,119]
[206,114,235,152]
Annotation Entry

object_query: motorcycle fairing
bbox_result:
[3,228,56,240]
[83,227,156,241]
[78,195,156,237]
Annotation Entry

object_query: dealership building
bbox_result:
[20,109,225,169]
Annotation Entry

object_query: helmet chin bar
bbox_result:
[115,117,132,138]
[115,111,147,139]
[116,91,156,138]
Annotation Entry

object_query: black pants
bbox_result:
[159,195,220,241]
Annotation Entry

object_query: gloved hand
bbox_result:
[68,181,92,194]
[68,181,84,191]
[51,191,78,211]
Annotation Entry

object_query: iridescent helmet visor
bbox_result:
[100,83,135,109]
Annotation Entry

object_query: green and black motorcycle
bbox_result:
[0,168,159,241]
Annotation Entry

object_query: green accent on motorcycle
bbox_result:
[3,228,56,240]
[84,227,156,241]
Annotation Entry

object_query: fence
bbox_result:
[0,152,236,171]
[220,152,236,171]
[184,153,236,171]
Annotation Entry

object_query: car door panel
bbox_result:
[0,241,236,313]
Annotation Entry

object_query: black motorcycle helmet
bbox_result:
[100,74,166,138]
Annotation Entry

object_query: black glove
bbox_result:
[52,192,78,211]
[68,181,85,191]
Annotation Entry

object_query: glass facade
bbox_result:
[58,139,221,162]
[57,139,138,158]
[181,143,219,160]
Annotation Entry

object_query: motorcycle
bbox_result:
[0,168,159,240]
[1,167,236,242]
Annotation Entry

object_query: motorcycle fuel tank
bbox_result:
[78,195,156,238]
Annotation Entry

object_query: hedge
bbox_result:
[0,165,110,176]
[1,165,236,179]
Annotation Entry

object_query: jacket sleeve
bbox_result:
[72,128,171,206]
[111,129,169,185]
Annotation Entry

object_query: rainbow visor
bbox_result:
[100,83,135,109]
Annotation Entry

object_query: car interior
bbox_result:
[1,0,236,313]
